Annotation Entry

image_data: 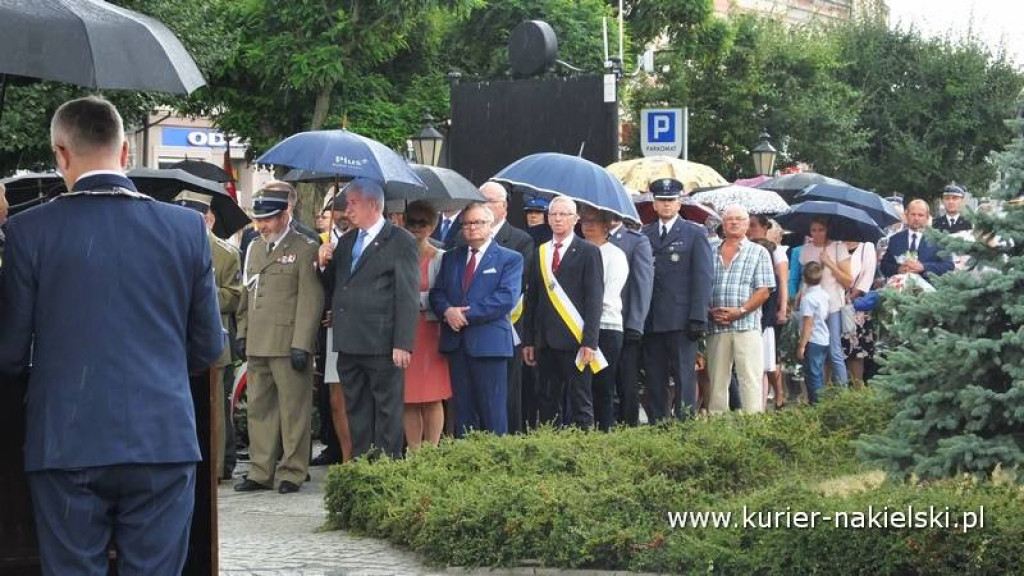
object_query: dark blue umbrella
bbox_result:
[256,130,425,194]
[775,201,884,243]
[491,153,640,223]
[797,183,900,227]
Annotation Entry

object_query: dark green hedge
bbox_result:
[324,390,1024,573]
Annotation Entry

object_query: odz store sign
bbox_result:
[162,127,247,149]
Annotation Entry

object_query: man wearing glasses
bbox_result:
[522,196,604,429]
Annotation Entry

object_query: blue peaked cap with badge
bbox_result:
[649,178,684,199]
[942,184,966,198]
[523,195,549,212]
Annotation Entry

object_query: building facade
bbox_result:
[712,0,888,25]
[128,111,273,210]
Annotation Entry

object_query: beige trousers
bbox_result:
[706,330,764,414]
[246,356,313,487]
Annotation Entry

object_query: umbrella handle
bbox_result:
[0,74,7,125]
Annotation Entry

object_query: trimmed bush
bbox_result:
[324,390,1022,573]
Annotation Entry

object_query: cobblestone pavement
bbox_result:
[219,461,432,576]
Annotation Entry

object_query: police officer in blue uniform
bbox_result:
[641,178,714,421]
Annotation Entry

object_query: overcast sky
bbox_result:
[886,0,1024,66]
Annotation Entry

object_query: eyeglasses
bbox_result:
[406,218,431,228]
[463,220,491,228]
[547,211,576,219]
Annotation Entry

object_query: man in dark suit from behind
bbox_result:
[642,178,714,422]
[318,178,419,459]
[0,96,224,576]
[522,196,604,429]
[880,198,955,279]
[607,213,654,426]
[478,182,535,432]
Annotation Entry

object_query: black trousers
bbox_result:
[521,363,539,431]
[592,329,624,432]
[643,330,698,422]
[338,353,404,460]
[537,348,594,429]
[506,344,524,434]
[615,336,642,426]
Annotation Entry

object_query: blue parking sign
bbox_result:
[641,108,684,158]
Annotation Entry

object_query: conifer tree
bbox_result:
[858,97,1024,482]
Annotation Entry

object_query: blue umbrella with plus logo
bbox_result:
[491,153,641,223]
[255,130,425,198]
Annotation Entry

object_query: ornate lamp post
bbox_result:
[410,111,445,167]
[751,130,777,176]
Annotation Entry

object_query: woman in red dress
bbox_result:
[402,200,452,450]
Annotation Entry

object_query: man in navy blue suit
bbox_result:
[642,178,713,421]
[880,199,954,279]
[431,202,523,435]
[0,97,224,576]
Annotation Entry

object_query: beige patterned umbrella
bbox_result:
[607,157,728,195]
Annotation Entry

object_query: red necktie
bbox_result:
[552,242,563,274]
[463,248,478,293]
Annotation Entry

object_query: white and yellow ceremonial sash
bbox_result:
[538,242,608,373]
[510,294,524,325]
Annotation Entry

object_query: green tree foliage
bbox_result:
[833,17,1024,201]
[857,104,1024,483]
[629,15,866,180]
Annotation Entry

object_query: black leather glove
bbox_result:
[235,338,246,361]
[686,321,705,342]
[624,328,642,343]
[290,348,309,372]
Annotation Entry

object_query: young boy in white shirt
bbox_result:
[798,262,831,405]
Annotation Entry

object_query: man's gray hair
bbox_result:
[478,181,508,203]
[722,204,750,219]
[347,178,386,213]
[463,201,495,224]
[50,96,124,156]
[549,195,578,215]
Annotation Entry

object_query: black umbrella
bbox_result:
[797,183,901,227]
[283,165,481,210]
[757,172,847,201]
[126,168,249,239]
[776,201,885,243]
[169,159,233,183]
[409,164,484,211]
[0,172,66,213]
[0,0,206,121]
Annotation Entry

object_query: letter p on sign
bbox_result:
[641,108,684,158]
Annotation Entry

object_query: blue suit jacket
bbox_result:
[0,173,224,472]
[879,229,954,279]
[430,243,523,357]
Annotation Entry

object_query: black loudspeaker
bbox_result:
[508,20,558,78]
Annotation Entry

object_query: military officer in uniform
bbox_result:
[235,186,324,494]
[933,184,972,233]
[172,190,242,481]
[642,178,713,421]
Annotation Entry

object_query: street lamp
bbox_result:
[751,130,777,176]
[411,111,445,167]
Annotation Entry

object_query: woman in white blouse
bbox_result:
[580,207,629,431]
[798,217,853,386]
